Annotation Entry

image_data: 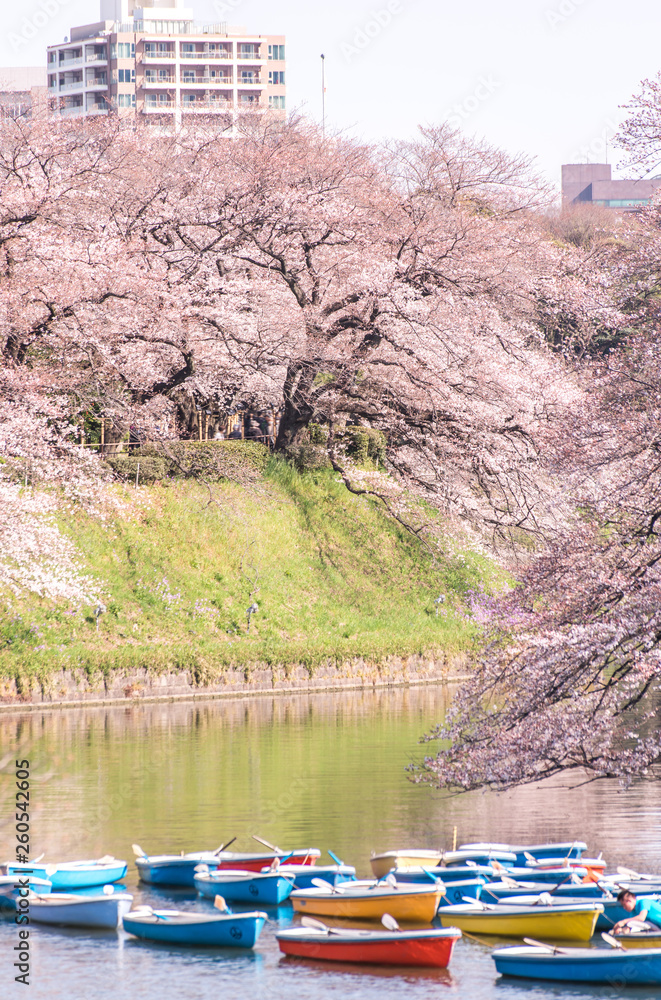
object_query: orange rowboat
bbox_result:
[277,924,461,967]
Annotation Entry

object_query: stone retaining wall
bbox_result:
[0,653,469,712]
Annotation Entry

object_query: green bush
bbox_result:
[106,440,269,481]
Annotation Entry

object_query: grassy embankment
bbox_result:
[1,447,505,690]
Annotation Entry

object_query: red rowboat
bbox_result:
[276,924,462,967]
[214,849,320,872]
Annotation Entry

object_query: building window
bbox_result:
[269,95,285,109]
[117,94,135,108]
[115,42,135,59]
[268,45,285,61]
[182,70,195,82]
[238,44,259,59]
[268,71,285,85]
[118,69,135,83]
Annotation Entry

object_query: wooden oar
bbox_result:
[523,937,568,954]
[381,913,401,932]
[214,837,237,855]
[602,931,626,950]
[213,894,228,913]
[252,835,281,853]
[97,855,116,864]
[616,865,655,881]
[132,844,147,859]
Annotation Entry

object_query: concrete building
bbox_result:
[46,0,285,128]
[562,163,661,211]
[0,67,47,119]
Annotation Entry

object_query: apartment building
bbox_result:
[46,0,285,128]
[0,67,47,119]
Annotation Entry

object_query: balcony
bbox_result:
[142,51,176,62]
[58,57,83,69]
[86,79,108,89]
[179,51,233,60]
[180,76,233,86]
[143,77,176,87]
[238,77,262,87]
[85,52,108,63]
[87,105,109,116]
[59,81,84,92]
[144,99,176,111]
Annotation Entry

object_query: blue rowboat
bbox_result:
[493,866,588,884]
[135,853,221,888]
[437,879,485,906]
[394,865,493,884]
[28,892,133,929]
[613,879,661,895]
[274,864,356,889]
[443,849,517,867]
[194,869,295,905]
[493,944,661,984]
[460,842,587,866]
[3,859,128,890]
[122,908,267,948]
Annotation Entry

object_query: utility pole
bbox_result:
[321,53,325,138]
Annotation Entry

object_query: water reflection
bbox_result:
[1,685,661,999]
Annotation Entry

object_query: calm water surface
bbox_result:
[1,686,661,1000]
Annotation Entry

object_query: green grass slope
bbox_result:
[1,453,504,687]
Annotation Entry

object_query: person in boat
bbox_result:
[612,890,661,932]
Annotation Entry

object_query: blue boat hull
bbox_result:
[494,947,661,984]
[437,879,484,906]
[123,912,266,948]
[395,865,493,884]
[194,873,294,905]
[5,862,127,890]
[136,858,217,888]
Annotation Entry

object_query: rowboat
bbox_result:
[274,864,356,889]
[393,865,494,883]
[460,841,587,865]
[483,880,609,901]
[277,924,462,967]
[291,881,444,922]
[122,908,267,948]
[526,857,606,881]
[492,866,587,884]
[437,901,603,940]
[443,849,518,867]
[194,869,296,905]
[135,853,223,887]
[135,848,320,887]
[436,879,485,905]
[3,859,128,890]
[613,878,661,895]
[495,893,624,931]
[370,850,443,879]
[492,944,661,984]
[28,892,133,929]
[613,929,661,949]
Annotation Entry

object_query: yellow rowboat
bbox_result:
[437,902,603,941]
[370,850,443,879]
[613,930,661,949]
[290,881,444,923]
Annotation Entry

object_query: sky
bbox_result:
[2,0,661,193]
